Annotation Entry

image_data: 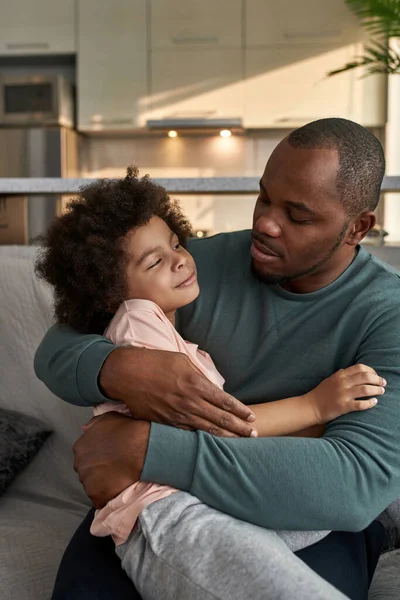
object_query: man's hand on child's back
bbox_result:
[99,347,257,438]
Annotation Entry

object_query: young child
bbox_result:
[35,167,384,597]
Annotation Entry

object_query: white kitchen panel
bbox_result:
[384,41,400,243]
[151,0,242,49]
[78,0,148,131]
[0,0,75,55]
[245,0,360,47]
[79,132,287,233]
[81,133,256,178]
[177,194,255,234]
[244,44,386,128]
[147,49,244,120]
[350,43,387,128]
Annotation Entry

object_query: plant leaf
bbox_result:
[346,0,400,37]
[327,45,400,75]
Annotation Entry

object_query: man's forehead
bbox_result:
[266,141,338,171]
[261,145,342,213]
[263,144,339,192]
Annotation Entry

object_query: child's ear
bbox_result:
[345,211,376,246]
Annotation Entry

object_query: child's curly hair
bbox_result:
[35,166,192,334]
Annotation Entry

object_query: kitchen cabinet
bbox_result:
[244,44,386,128]
[75,0,384,131]
[0,0,75,55]
[78,0,147,131]
[146,0,243,122]
[245,0,359,47]
[146,48,243,121]
[151,0,242,50]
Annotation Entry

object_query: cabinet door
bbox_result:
[151,0,242,49]
[245,0,359,47]
[0,0,75,55]
[78,0,147,131]
[146,49,243,120]
[244,44,385,128]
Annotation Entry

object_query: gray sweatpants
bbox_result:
[116,491,347,600]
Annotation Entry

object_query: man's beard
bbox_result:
[251,222,349,286]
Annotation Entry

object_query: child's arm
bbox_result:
[289,424,325,438]
[250,364,385,437]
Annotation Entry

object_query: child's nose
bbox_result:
[174,255,187,271]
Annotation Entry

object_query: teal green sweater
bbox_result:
[35,230,400,531]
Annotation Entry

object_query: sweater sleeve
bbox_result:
[34,305,179,407]
[142,306,400,531]
[34,324,115,406]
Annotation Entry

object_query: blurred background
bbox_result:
[0,0,399,243]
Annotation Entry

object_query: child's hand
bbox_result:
[305,364,386,425]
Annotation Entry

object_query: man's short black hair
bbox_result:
[287,118,385,215]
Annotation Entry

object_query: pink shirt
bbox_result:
[90,299,224,545]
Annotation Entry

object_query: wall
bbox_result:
[81,127,387,235]
[80,132,288,233]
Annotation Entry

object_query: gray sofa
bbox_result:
[0,244,399,599]
[0,246,91,599]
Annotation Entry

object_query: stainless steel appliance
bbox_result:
[0,75,74,128]
[0,126,79,242]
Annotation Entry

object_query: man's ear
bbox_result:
[346,211,376,246]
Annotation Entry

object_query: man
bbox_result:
[35,118,397,599]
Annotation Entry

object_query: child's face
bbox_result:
[124,216,200,316]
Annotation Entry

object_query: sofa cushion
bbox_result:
[0,494,86,600]
[0,246,92,507]
[369,549,400,600]
[0,246,92,598]
[0,408,51,495]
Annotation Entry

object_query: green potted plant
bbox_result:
[328,0,400,77]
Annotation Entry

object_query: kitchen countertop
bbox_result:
[1,176,400,195]
[0,177,261,195]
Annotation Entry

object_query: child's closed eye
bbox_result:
[148,258,162,269]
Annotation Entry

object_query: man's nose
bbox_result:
[254,214,282,238]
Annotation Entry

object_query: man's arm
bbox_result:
[72,308,400,528]
[140,307,400,531]
[251,364,383,437]
[34,324,115,406]
[34,324,256,436]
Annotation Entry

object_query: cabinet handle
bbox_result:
[283,31,341,40]
[90,117,134,125]
[6,42,50,50]
[275,117,319,123]
[171,35,219,45]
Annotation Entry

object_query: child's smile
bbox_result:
[124,216,200,321]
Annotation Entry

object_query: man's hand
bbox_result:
[99,347,257,438]
[73,412,150,508]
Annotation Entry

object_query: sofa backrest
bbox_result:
[0,245,91,510]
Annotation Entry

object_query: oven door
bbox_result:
[0,75,59,126]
